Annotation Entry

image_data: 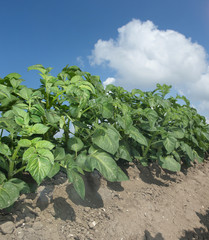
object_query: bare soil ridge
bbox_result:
[1,160,209,240]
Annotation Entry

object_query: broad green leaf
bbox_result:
[143,108,158,128]
[6,73,21,79]
[23,147,36,162]
[115,167,129,181]
[71,75,84,83]
[67,168,85,199]
[159,156,181,172]
[0,85,11,99]
[117,114,133,131]
[54,147,65,160]
[0,156,9,171]
[180,142,194,161]
[9,178,30,194]
[28,64,47,74]
[47,162,60,178]
[0,171,6,184]
[36,140,54,150]
[32,124,49,134]
[116,141,132,161]
[46,111,60,124]
[193,150,204,163]
[18,139,31,148]
[67,137,84,153]
[92,124,120,155]
[163,136,177,154]
[102,102,114,119]
[171,130,184,139]
[127,126,148,146]
[37,149,54,164]
[0,180,20,209]
[19,88,33,101]
[172,150,181,162]
[26,156,52,185]
[0,143,11,156]
[15,116,25,126]
[76,151,91,172]
[10,79,23,89]
[201,131,209,141]
[88,151,120,181]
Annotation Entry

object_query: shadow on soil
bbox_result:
[180,209,209,239]
[66,171,104,208]
[144,230,165,240]
[136,163,178,187]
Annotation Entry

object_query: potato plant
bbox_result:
[0,64,209,210]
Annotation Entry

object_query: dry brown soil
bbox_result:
[1,160,209,240]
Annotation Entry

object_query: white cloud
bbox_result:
[103,77,116,87]
[90,19,209,119]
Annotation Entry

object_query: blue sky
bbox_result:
[1,0,209,119]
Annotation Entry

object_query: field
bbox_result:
[0,65,209,239]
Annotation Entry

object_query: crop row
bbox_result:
[0,64,209,210]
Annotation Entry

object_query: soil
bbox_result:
[1,160,209,240]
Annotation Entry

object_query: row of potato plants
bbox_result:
[0,64,209,210]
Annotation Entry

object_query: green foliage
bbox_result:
[0,64,208,210]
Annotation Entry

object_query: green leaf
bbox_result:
[127,126,148,146]
[117,114,133,131]
[67,168,85,199]
[0,180,20,209]
[54,147,65,160]
[92,124,120,155]
[15,116,25,126]
[0,85,11,99]
[88,151,121,182]
[143,108,158,128]
[116,141,132,161]
[36,140,55,150]
[159,156,181,172]
[19,88,33,101]
[67,137,84,153]
[37,149,54,164]
[193,150,204,163]
[6,73,21,79]
[9,178,30,194]
[163,136,177,154]
[32,124,49,134]
[180,142,194,161]
[23,147,37,163]
[171,130,184,139]
[18,139,31,148]
[47,162,60,178]
[0,143,11,156]
[102,102,114,119]
[28,64,47,74]
[46,111,60,124]
[0,156,9,171]
[26,156,52,185]
[115,167,129,181]
[76,151,91,172]
[0,171,6,185]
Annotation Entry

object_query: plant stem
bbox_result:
[13,166,26,176]
[8,145,20,179]
[142,134,157,157]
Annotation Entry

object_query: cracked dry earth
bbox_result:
[1,160,209,240]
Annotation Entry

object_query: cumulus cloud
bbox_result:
[103,77,116,88]
[90,19,209,119]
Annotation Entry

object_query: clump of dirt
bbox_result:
[1,160,209,240]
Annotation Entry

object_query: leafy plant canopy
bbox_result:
[0,64,208,210]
